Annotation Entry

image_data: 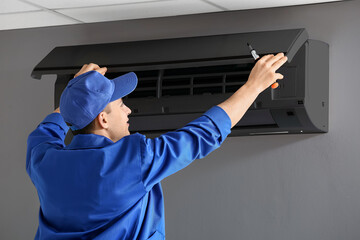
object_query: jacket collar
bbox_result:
[65,134,114,150]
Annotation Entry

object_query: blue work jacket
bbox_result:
[26,106,231,239]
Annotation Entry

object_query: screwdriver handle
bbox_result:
[271,82,279,89]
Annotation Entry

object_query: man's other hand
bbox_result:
[74,63,107,78]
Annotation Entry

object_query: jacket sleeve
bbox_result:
[139,106,231,191]
[26,113,69,177]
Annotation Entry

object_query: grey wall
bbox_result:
[1,1,359,239]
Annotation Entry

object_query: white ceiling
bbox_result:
[0,0,342,31]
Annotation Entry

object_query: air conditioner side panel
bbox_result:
[305,40,329,133]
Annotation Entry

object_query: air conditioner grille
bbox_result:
[106,63,253,99]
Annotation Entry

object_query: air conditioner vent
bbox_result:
[110,63,253,99]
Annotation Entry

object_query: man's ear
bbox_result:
[96,111,109,129]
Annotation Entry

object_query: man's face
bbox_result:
[106,98,132,142]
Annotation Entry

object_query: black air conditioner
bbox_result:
[32,28,329,138]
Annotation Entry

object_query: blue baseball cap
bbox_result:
[60,70,138,131]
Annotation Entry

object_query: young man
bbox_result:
[26,53,287,239]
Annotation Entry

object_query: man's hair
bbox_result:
[66,106,112,136]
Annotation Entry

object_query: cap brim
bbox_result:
[110,72,138,102]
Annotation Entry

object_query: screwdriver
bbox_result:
[247,43,279,89]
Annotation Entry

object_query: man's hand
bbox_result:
[52,63,107,114]
[245,53,288,94]
[74,63,107,78]
[217,52,287,128]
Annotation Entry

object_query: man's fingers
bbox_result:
[74,63,107,78]
[81,63,100,73]
[268,53,285,66]
[87,63,100,70]
[270,74,283,89]
[96,67,107,76]
[272,56,288,71]
[79,64,88,71]
[258,54,274,63]
[275,73,284,80]
[74,64,88,77]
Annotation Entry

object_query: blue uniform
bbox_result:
[26,106,231,239]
